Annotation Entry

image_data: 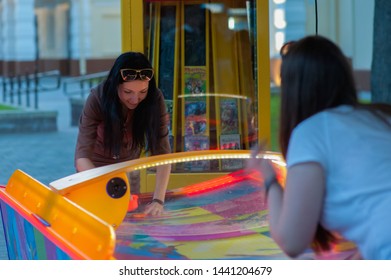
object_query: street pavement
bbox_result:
[0,77,81,260]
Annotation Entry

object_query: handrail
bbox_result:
[63,71,108,98]
[0,70,61,109]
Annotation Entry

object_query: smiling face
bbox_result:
[118,80,149,110]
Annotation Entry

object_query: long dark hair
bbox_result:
[101,52,164,156]
[279,35,391,252]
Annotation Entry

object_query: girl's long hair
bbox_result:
[279,35,391,252]
[101,52,165,156]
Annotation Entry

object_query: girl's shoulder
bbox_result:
[302,105,354,125]
[84,82,105,113]
[293,106,355,139]
[90,82,105,98]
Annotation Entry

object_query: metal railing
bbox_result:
[63,71,108,99]
[0,70,61,109]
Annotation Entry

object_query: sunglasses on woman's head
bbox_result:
[120,68,154,81]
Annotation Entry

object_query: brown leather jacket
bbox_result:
[74,82,171,168]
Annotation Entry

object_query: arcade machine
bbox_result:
[0,0,355,259]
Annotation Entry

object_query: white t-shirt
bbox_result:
[287,105,391,259]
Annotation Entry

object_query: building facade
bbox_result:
[0,0,121,76]
[0,0,374,90]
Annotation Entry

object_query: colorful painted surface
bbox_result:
[114,174,287,260]
[0,169,356,260]
[0,201,71,260]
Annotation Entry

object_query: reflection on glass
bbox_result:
[143,0,259,175]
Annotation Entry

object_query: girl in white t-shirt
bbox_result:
[248,35,391,259]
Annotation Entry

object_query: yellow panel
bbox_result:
[256,0,271,145]
[151,2,161,77]
[5,170,116,259]
[121,0,144,52]
[50,172,130,229]
[121,0,131,52]
[210,0,240,95]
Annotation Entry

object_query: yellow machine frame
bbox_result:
[120,0,271,193]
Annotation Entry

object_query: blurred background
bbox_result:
[0,0,384,185]
[0,0,375,89]
[0,0,389,261]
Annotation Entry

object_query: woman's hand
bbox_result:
[246,144,277,183]
[75,157,96,172]
[144,164,170,216]
[144,200,164,216]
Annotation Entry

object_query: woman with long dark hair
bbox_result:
[75,52,171,216]
[248,35,391,259]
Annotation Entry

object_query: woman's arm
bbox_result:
[143,89,172,216]
[75,157,96,172]
[74,87,102,171]
[247,146,326,258]
[144,164,171,216]
[153,164,171,201]
[267,162,325,258]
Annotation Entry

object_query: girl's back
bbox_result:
[287,105,391,259]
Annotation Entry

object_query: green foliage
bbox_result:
[0,104,18,110]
